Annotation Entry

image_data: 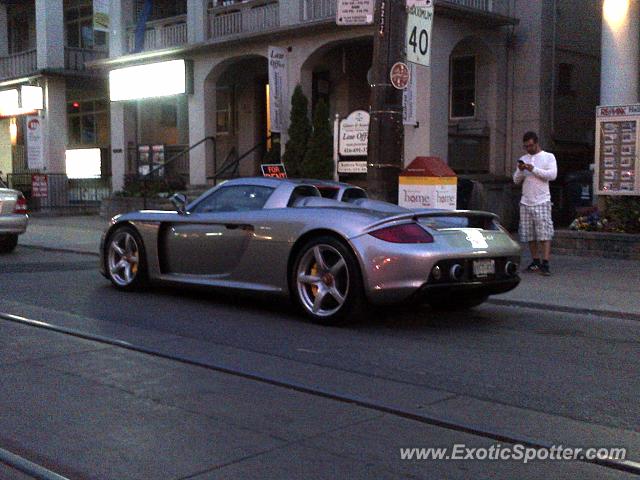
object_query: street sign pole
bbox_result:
[366,0,407,203]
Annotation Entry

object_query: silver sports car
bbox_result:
[0,178,28,253]
[100,177,521,324]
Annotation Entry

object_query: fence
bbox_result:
[0,49,37,80]
[208,1,279,39]
[6,173,112,214]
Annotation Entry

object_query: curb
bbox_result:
[488,298,640,322]
[19,244,100,257]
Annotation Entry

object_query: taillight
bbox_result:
[369,223,434,243]
[14,195,28,214]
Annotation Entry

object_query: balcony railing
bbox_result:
[65,48,108,71]
[208,0,279,40]
[445,0,510,16]
[299,0,335,22]
[127,15,188,53]
[299,0,510,22]
[0,49,37,80]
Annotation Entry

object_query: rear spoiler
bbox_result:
[365,209,499,231]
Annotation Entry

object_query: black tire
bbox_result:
[0,234,18,254]
[290,235,366,325]
[429,293,488,311]
[104,226,148,291]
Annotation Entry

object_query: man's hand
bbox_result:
[524,163,534,172]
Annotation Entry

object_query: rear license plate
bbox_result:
[473,259,495,277]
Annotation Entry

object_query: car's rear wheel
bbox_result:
[0,234,18,253]
[291,236,365,325]
[105,226,147,290]
[428,293,488,311]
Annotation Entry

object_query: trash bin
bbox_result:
[398,157,457,210]
[563,170,593,225]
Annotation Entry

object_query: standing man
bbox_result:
[513,131,558,276]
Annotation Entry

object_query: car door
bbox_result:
[161,184,275,276]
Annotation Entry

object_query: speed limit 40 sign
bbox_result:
[406,4,433,67]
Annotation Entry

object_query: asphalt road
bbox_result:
[0,247,638,479]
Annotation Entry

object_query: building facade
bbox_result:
[1,0,632,223]
[0,0,109,206]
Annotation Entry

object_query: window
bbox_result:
[557,63,575,95]
[450,56,476,119]
[342,187,367,203]
[67,98,109,146]
[193,185,274,213]
[216,87,234,134]
[65,0,107,49]
[7,10,33,53]
[288,186,321,207]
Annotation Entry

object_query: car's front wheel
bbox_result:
[105,226,147,290]
[0,234,18,253]
[291,236,365,325]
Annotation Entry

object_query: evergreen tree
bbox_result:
[282,85,311,177]
[302,99,334,179]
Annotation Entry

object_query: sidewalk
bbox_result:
[16,215,640,320]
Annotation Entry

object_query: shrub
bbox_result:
[301,99,334,179]
[282,85,311,177]
[568,197,640,233]
[115,174,186,197]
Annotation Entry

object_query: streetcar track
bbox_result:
[1,311,639,477]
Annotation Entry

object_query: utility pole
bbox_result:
[366,0,407,203]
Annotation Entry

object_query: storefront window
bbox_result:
[67,98,109,147]
[450,56,476,119]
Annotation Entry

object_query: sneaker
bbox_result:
[524,261,540,273]
[539,264,551,276]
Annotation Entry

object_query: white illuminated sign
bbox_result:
[109,60,187,101]
[0,89,20,116]
[0,86,44,116]
[21,86,44,110]
[66,148,102,179]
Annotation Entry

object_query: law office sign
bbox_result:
[339,110,370,156]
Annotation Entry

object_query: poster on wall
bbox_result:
[268,46,288,133]
[26,115,44,170]
[402,62,417,126]
[93,0,110,32]
[595,105,640,195]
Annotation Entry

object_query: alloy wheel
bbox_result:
[107,230,140,287]
[296,244,350,318]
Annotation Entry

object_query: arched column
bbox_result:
[601,0,640,105]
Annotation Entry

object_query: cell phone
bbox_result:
[518,160,525,165]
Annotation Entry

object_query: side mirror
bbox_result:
[170,193,188,214]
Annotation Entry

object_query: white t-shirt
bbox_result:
[513,150,558,206]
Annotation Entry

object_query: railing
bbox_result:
[134,137,217,208]
[0,49,37,80]
[127,15,188,52]
[207,136,270,185]
[444,0,510,15]
[208,0,279,40]
[65,47,108,71]
[299,0,335,22]
[6,173,112,213]
[298,0,509,22]
[127,143,198,182]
